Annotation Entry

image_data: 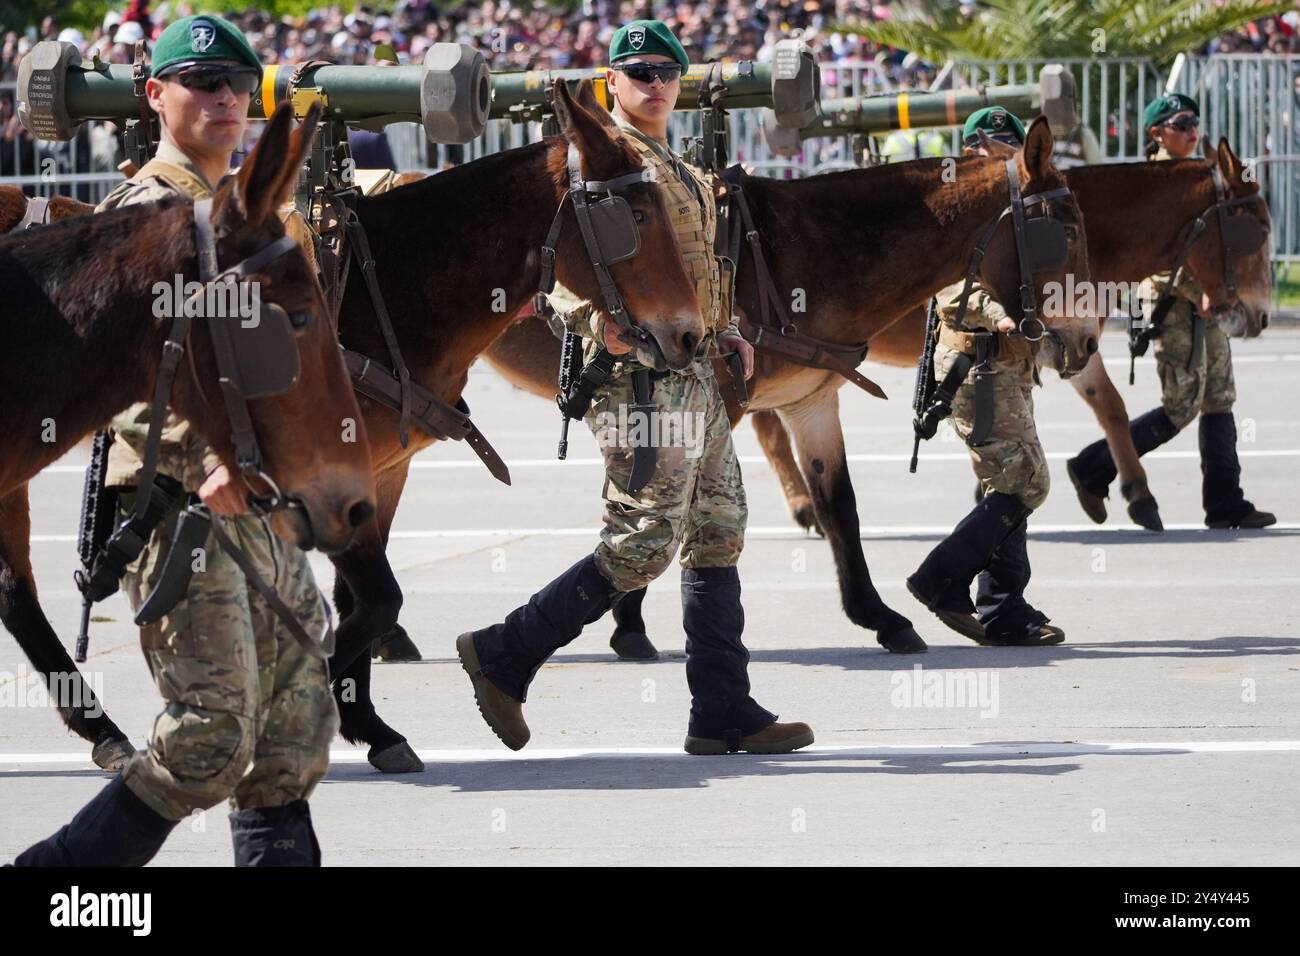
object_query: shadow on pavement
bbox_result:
[320,747,1094,792]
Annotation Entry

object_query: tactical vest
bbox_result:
[99,157,213,208]
[620,130,729,335]
[102,155,318,268]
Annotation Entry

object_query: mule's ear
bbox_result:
[978,129,1016,159]
[1022,115,1055,179]
[554,79,622,167]
[1217,136,1249,188]
[232,101,319,229]
[1201,135,1217,165]
[573,74,619,129]
[228,101,294,227]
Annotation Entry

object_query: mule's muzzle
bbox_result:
[1044,329,1098,379]
[273,492,375,555]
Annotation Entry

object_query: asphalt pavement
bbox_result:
[1,330,1296,865]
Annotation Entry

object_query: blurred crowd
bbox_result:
[5,2,915,79]
[4,2,1300,186]
[7,2,1300,85]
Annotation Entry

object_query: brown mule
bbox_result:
[483,117,1093,656]
[319,78,705,769]
[0,103,374,769]
[2,80,703,772]
[483,137,1273,654]
[856,140,1272,528]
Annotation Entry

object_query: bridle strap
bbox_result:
[536,143,652,345]
[1005,158,1044,340]
[948,209,1011,333]
[131,197,298,521]
[951,165,1073,341]
[565,143,639,334]
[716,167,885,400]
[342,206,414,447]
[194,199,264,487]
[1146,164,1267,327]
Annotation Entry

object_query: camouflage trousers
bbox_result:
[1153,305,1236,430]
[119,505,338,822]
[585,358,746,592]
[936,340,1050,511]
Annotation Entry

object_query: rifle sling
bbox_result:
[626,368,658,495]
[969,334,997,447]
[1188,313,1206,371]
[79,475,183,604]
[132,502,335,660]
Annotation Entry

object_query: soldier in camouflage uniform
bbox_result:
[1066,94,1275,531]
[456,20,812,756]
[14,15,337,868]
[906,108,1065,647]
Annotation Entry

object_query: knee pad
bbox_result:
[150,704,257,792]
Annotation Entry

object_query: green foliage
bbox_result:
[839,1,1294,67]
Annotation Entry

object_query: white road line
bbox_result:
[30,447,1300,474]
[29,521,1300,544]
[3,740,1299,766]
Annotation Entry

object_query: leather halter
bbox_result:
[537,143,656,349]
[949,159,1075,342]
[131,198,298,523]
[1149,163,1268,316]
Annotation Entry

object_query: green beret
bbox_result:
[609,20,689,72]
[151,14,262,79]
[1143,93,1199,130]
[962,106,1026,146]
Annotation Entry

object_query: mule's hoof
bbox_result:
[1066,459,1108,524]
[368,741,424,774]
[1126,496,1164,532]
[879,626,928,654]
[372,626,422,662]
[610,630,659,661]
[91,737,135,772]
[792,502,824,537]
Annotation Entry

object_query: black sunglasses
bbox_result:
[1161,115,1200,133]
[173,71,260,95]
[614,62,683,85]
[964,132,1022,148]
